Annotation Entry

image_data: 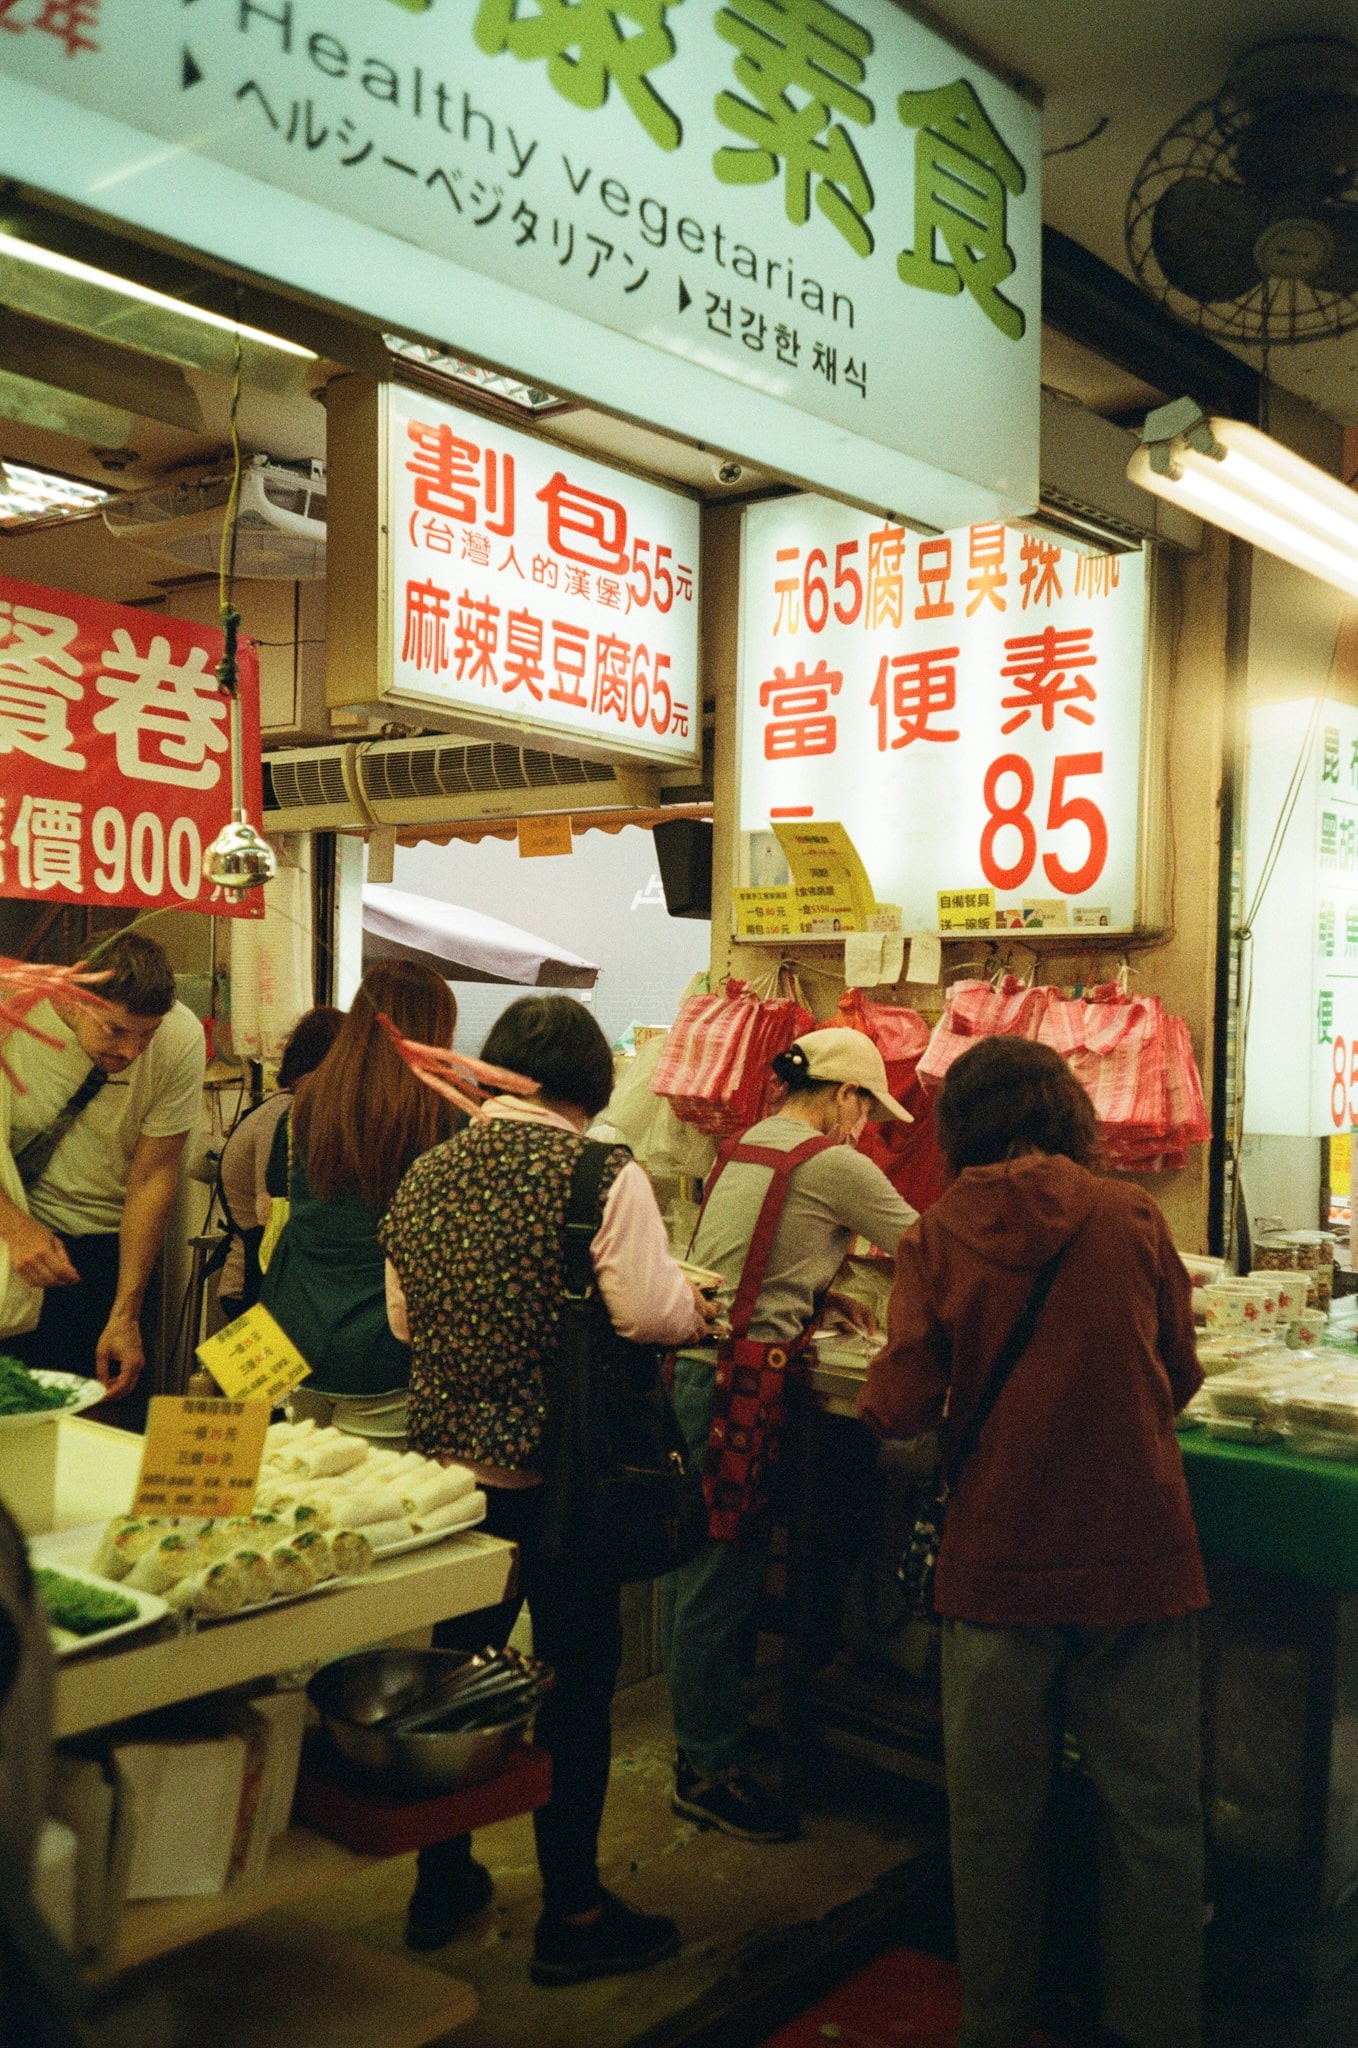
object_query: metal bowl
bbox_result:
[307,1648,536,1795]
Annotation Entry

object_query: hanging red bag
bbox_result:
[837,990,949,1213]
[651,977,813,1138]
[917,976,1059,1092]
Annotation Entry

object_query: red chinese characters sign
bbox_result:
[385,387,701,766]
[0,577,263,919]
[738,501,1147,932]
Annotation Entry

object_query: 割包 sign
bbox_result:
[1243,699,1358,1138]
[0,576,264,918]
[385,385,700,763]
[0,1,1039,531]
[737,497,1148,932]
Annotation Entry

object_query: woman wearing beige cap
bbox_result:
[660,1028,917,1842]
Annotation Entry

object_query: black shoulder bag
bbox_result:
[900,1246,1066,1621]
[539,1142,708,1583]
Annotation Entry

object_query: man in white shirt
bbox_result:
[0,932,205,1424]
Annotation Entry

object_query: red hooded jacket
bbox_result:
[859,1153,1208,1629]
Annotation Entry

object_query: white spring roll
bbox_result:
[266,1540,318,1596]
[411,1491,486,1535]
[333,1483,405,1528]
[297,1436,369,1480]
[166,1558,247,1618]
[401,1465,477,1517]
[227,1548,275,1605]
[288,1528,335,1581]
[93,1517,160,1579]
[361,1517,415,1550]
[287,1499,334,1534]
[326,1528,375,1576]
[127,1531,204,1592]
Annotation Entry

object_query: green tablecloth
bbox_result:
[1181,1431,1358,1592]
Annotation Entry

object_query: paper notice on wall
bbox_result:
[1022,899,1069,929]
[879,933,905,984]
[772,822,876,932]
[906,933,942,985]
[844,932,886,987]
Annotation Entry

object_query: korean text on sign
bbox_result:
[131,1396,271,1521]
[387,387,700,765]
[0,577,264,918]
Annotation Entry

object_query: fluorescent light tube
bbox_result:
[1128,402,1358,601]
[0,231,316,359]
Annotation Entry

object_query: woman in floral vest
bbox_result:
[380,995,713,1986]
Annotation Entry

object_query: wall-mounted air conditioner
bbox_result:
[264,736,630,836]
[104,457,326,579]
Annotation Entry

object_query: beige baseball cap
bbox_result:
[786,1027,913,1122]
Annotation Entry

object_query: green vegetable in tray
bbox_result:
[0,1355,75,1416]
[35,1568,138,1637]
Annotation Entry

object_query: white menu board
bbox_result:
[385,385,700,765]
[737,496,1148,931]
[1244,698,1358,1137]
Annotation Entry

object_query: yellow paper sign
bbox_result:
[733,885,796,938]
[196,1304,312,1406]
[518,815,574,858]
[937,888,996,933]
[131,1396,270,1520]
[772,821,875,931]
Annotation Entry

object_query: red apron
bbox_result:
[698,1131,836,1544]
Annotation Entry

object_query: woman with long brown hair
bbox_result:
[260,961,457,1432]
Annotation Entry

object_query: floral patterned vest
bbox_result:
[379,1118,629,1469]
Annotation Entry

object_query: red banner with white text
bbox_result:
[0,577,263,919]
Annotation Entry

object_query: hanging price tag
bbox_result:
[131,1396,270,1520]
[196,1304,312,1406]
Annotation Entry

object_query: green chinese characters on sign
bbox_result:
[896,78,1026,339]
[713,0,876,259]
[474,0,685,151]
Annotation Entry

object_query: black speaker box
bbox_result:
[652,819,713,919]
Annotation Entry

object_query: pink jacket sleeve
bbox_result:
[593,1161,707,1347]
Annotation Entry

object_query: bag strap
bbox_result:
[944,1243,1067,1489]
[706,1132,837,1342]
[562,1140,617,1302]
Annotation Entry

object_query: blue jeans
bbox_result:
[658,1351,771,1777]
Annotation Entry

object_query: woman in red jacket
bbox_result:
[860,1036,1207,2048]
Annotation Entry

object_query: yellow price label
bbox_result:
[131,1396,270,1521]
[937,887,996,933]
[517,814,574,858]
[196,1303,311,1406]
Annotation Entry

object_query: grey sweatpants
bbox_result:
[941,1614,1203,2048]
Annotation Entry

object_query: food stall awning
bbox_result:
[362,885,598,989]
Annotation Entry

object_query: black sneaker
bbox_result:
[405,1858,494,1950]
[672,1755,796,1842]
[530,1892,680,1986]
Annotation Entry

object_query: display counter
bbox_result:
[1180,1430,1358,1589]
[793,1369,1358,1999]
[40,1415,520,2047]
